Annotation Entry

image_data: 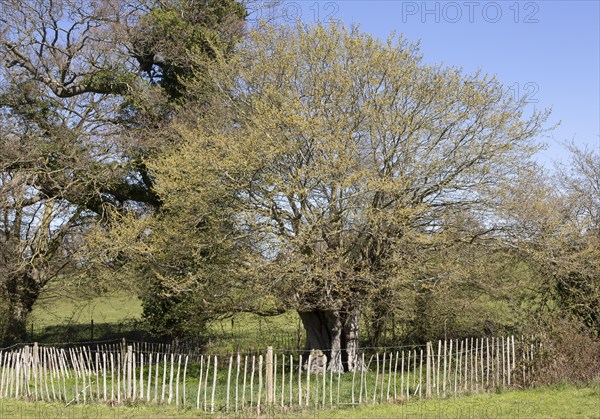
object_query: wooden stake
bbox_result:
[174,354,181,406]
[196,355,203,410]
[305,353,312,407]
[110,353,115,403]
[182,355,188,407]
[139,353,144,400]
[336,355,341,407]
[474,338,479,391]
[161,353,167,403]
[511,336,516,382]
[116,350,120,403]
[250,355,255,410]
[329,356,334,408]
[480,338,484,391]
[357,353,362,404]
[372,353,379,404]
[103,352,107,402]
[154,353,159,403]
[426,344,431,399]
[266,347,273,406]
[405,350,410,400]
[280,353,285,408]
[211,356,217,413]
[380,352,386,403]
[486,338,490,388]
[322,357,327,408]
[257,355,263,413]
[242,356,248,410]
[412,349,417,393]
[298,354,302,406]
[352,354,357,405]
[392,351,398,401]
[418,349,423,399]
[236,354,241,412]
[400,351,405,401]
[501,336,506,387]
[131,352,136,401]
[437,340,442,397]
[146,353,152,401]
[273,353,277,408]
[289,355,293,407]
[463,339,468,392]
[507,336,511,386]
[496,337,500,387]
[226,356,233,411]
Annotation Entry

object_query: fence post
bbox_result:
[126,345,133,400]
[266,346,273,406]
[426,342,431,399]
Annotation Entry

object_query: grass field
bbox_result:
[0,384,597,418]
[29,288,304,352]
[29,290,145,343]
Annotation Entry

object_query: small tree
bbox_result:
[504,144,600,336]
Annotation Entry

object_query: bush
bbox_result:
[140,280,210,344]
[533,316,600,385]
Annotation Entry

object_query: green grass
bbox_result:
[31,290,143,328]
[29,290,145,343]
[29,287,303,352]
[203,312,304,353]
[316,383,600,418]
[29,282,304,350]
[1,384,597,418]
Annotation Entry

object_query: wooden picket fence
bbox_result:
[0,335,542,414]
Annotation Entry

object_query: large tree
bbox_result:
[0,0,247,342]
[115,23,548,370]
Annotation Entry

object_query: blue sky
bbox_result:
[252,1,600,168]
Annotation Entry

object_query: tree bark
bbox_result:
[2,272,41,344]
[298,309,361,372]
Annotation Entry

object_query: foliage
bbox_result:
[0,0,249,342]
[499,144,600,337]
[95,22,551,360]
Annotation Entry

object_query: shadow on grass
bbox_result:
[32,320,153,344]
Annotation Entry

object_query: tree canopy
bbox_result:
[0,0,247,342]
[95,23,550,370]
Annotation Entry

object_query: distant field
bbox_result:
[31,290,143,329]
[29,287,303,352]
[29,288,145,343]
[0,384,597,418]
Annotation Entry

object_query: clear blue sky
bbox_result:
[252,1,600,167]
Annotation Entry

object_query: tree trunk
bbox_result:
[2,272,41,344]
[298,309,361,372]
